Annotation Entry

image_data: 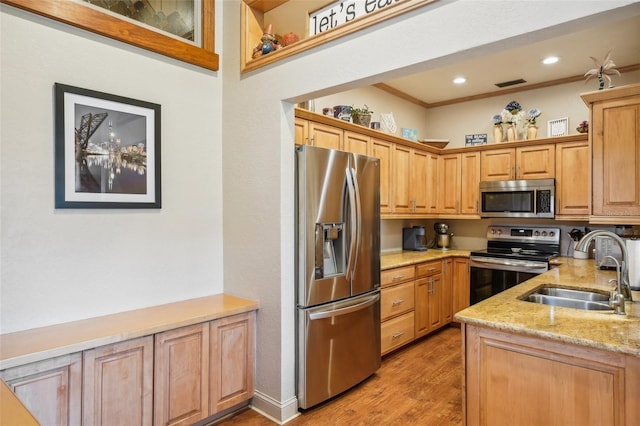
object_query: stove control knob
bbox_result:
[490,229,496,234]
[549,231,555,237]
[542,231,548,237]
[497,229,502,235]
[534,231,540,236]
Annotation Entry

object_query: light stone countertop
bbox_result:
[381,249,471,270]
[455,257,640,357]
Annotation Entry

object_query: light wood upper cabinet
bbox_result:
[372,138,393,214]
[294,117,308,146]
[583,84,640,223]
[210,312,256,415]
[480,148,515,181]
[393,145,432,214]
[0,353,82,426]
[344,130,370,155]
[460,152,481,215]
[309,121,344,150]
[154,323,210,426]
[481,145,555,181]
[555,141,590,218]
[83,336,154,426]
[438,154,461,214]
[516,144,555,180]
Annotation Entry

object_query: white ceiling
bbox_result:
[381,14,640,106]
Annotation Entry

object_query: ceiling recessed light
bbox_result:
[453,77,466,84]
[542,56,559,65]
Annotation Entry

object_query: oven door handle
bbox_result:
[471,258,548,269]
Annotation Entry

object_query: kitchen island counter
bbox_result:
[381,249,471,270]
[455,256,640,356]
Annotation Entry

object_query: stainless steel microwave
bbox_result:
[479,179,555,218]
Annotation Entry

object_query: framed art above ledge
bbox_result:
[2,0,218,71]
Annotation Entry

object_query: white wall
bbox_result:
[221,1,640,421]
[0,5,224,333]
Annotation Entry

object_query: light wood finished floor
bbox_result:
[216,326,463,425]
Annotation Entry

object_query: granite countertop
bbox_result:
[381,249,471,270]
[455,257,640,357]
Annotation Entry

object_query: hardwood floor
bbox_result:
[216,326,463,425]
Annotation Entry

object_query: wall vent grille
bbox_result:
[547,117,569,137]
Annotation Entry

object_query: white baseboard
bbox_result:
[250,390,300,424]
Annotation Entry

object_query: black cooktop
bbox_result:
[470,247,559,263]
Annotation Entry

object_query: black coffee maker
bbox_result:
[403,226,428,251]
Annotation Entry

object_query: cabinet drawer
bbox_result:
[416,260,443,277]
[381,312,415,355]
[381,265,415,287]
[381,282,415,320]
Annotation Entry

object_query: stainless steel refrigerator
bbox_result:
[296,145,381,409]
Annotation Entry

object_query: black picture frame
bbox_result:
[54,83,161,209]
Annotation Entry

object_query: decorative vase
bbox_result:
[506,124,517,142]
[493,125,503,143]
[526,124,538,140]
[352,114,371,127]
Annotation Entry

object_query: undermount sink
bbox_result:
[520,286,613,311]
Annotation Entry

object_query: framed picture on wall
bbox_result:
[3,0,218,71]
[54,83,161,209]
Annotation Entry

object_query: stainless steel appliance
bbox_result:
[296,145,381,409]
[403,226,428,251]
[469,226,560,305]
[479,179,555,218]
[434,222,452,250]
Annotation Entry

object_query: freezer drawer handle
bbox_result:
[308,293,380,320]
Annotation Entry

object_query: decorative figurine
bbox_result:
[252,24,281,59]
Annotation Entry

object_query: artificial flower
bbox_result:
[491,114,503,125]
[525,108,541,126]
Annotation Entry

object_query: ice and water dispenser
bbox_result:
[315,223,345,279]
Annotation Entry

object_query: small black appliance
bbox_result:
[403,226,428,251]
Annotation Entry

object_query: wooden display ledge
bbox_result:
[295,107,589,153]
[0,294,259,370]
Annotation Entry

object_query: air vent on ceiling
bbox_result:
[495,78,527,88]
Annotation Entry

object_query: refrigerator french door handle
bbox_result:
[345,167,357,281]
[308,293,380,320]
[350,167,362,272]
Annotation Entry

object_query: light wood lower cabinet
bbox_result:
[415,260,448,338]
[83,336,154,426]
[0,353,82,426]
[451,257,470,317]
[209,313,255,414]
[381,265,416,355]
[463,324,640,426]
[1,312,256,426]
[155,323,210,426]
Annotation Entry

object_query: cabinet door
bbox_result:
[438,154,461,214]
[294,117,309,146]
[0,353,82,426]
[83,336,154,426]
[428,273,444,331]
[309,122,343,150]
[411,149,429,213]
[592,99,640,219]
[442,259,453,323]
[425,152,439,213]
[344,130,370,155]
[372,138,393,214]
[460,152,480,215]
[414,277,431,338]
[555,141,590,217]
[154,323,210,426]
[452,257,470,316]
[381,281,415,321]
[393,144,412,213]
[480,148,515,181]
[210,312,255,414]
[516,144,555,179]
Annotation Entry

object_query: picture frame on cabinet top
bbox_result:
[54,83,161,209]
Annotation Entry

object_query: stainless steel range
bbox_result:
[469,225,560,305]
